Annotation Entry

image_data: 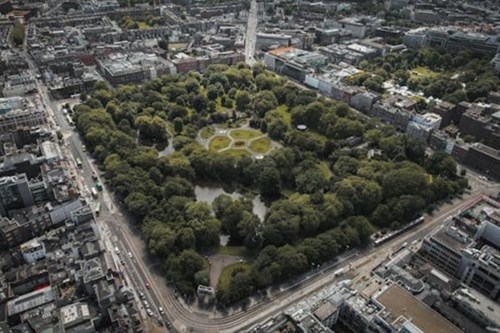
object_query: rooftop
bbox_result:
[7,286,55,317]
[376,284,462,333]
[432,222,474,252]
[452,287,500,328]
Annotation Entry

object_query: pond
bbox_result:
[194,185,267,221]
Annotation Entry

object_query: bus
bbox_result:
[95,180,103,191]
[95,201,101,217]
[91,187,98,198]
[76,158,82,168]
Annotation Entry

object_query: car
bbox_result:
[158,307,165,314]
[127,251,133,258]
[479,175,487,181]
[165,320,172,328]
[143,300,150,308]
[146,309,154,317]
[145,282,150,289]
[139,292,145,300]
[114,247,120,254]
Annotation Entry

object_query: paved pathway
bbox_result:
[197,125,279,158]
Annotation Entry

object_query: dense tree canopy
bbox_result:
[73,62,467,302]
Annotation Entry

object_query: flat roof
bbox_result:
[433,225,472,252]
[377,284,462,333]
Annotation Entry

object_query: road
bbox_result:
[24,49,171,330]
[244,0,258,66]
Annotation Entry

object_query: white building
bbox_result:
[20,238,46,264]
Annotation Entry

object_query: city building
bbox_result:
[450,287,500,330]
[0,97,47,133]
[0,174,35,216]
[370,102,413,131]
[20,238,46,264]
[97,52,176,86]
[349,90,380,114]
[256,32,292,50]
[2,73,36,97]
[421,196,500,300]
[464,143,500,180]
[172,51,244,74]
[432,101,457,128]
[404,28,500,57]
[264,47,327,83]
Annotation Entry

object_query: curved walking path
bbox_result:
[197,125,281,158]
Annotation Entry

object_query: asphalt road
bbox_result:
[244,0,258,66]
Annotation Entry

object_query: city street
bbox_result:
[244,0,258,65]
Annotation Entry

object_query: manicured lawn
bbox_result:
[229,129,261,140]
[200,126,215,139]
[216,246,247,256]
[221,148,251,159]
[209,136,231,151]
[249,137,271,154]
[218,262,252,290]
[318,162,333,179]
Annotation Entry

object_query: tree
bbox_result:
[295,166,326,194]
[267,118,288,141]
[382,167,428,199]
[191,94,208,113]
[253,91,278,117]
[426,151,457,178]
[334,176,382,215]
[235,90,251,111]
[257,162,282,196]
[173,117,183,134]
[125,191,153,218]
[166,249,206,294]
[346,216,373,245]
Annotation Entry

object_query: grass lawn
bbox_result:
[137,21,152,30]
[318,162,333,179]
[216,246,247,256]
[169,42,188,50]
[307,130,328,143]
[249,137,271,154]
[200,126,215,139]
[216,97,226,113]
[273,105,291,126]
[218,262,252,290]
[229,129,261,140]
[410,66,439,80]
[221,148,251,159]
[209,136,231,151]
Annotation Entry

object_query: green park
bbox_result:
[72,56,470,305]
